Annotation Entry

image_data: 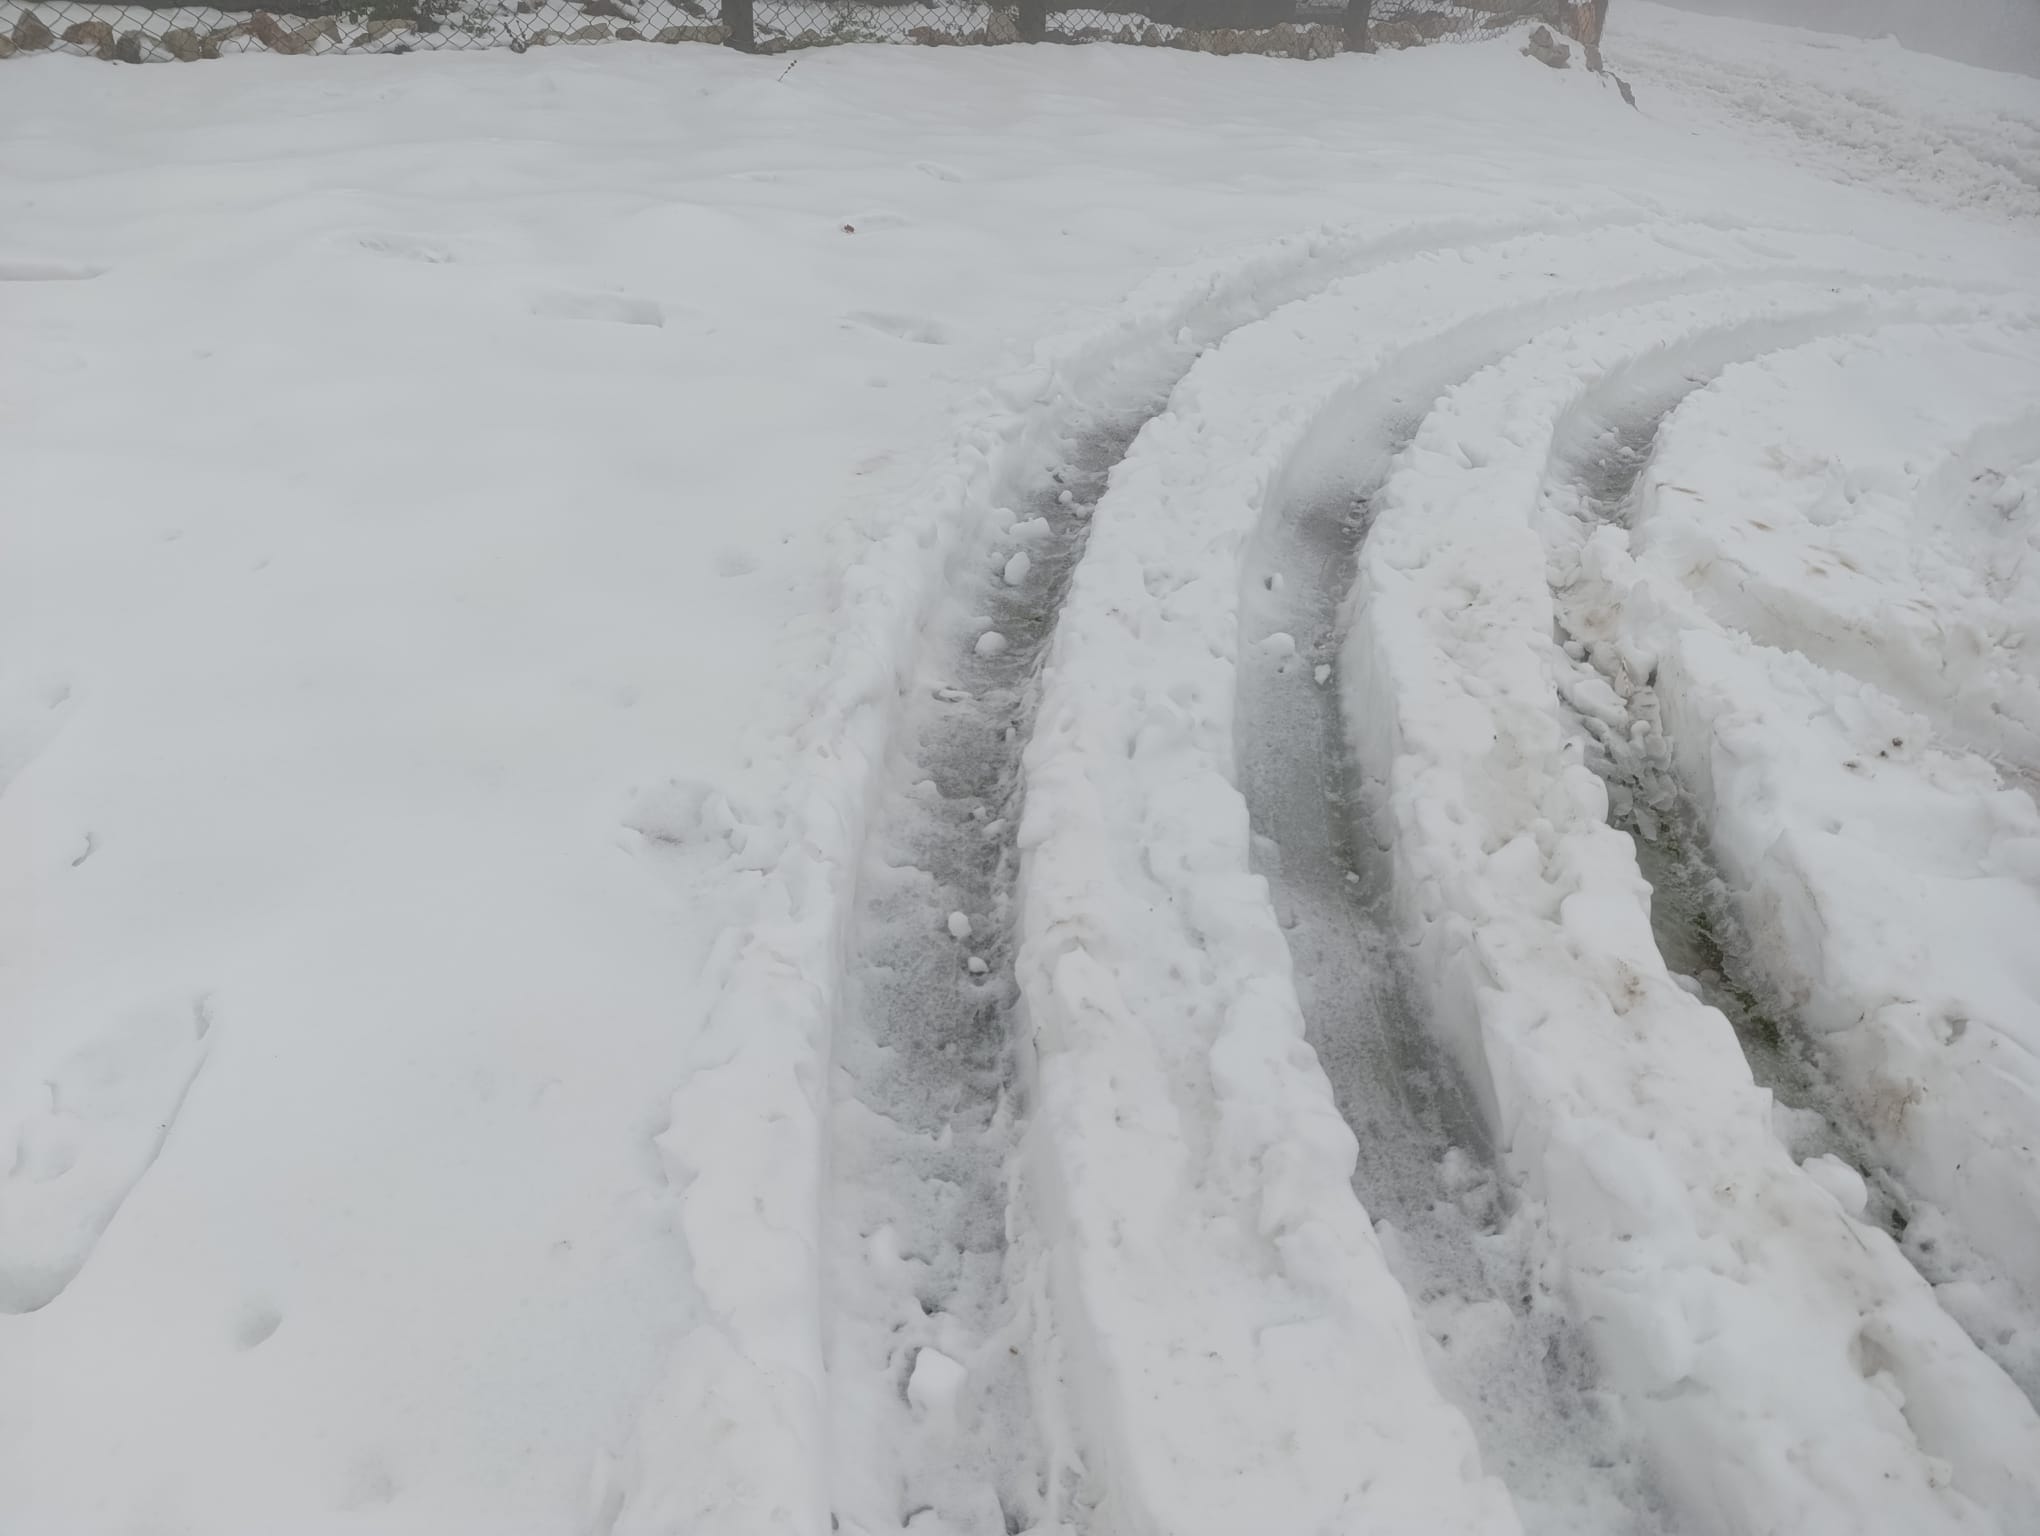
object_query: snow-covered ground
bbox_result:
[4,5,2040,1535]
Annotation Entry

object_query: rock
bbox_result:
[615,24,640,38]
[1583,40,1602,72]
[62,18,115,56]
[113,29,143,61]
[1615,73,1637,108]
[567,22,611,39]
[354,17,413,45]
[984,8,1019,43]
[0,33,15,57]
[1524,23,1570,68]
[654,21,724,41]
[249,11,310,52]
[201,22,249,56]
[12,9,54,50]
[299,15,339,43]
[161,25,203,59]
[580,0,633,17]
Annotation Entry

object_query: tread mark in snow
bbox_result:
[1546,350,2040,1410]
[829,412,1153,1535]
[1240,413,1670,1533]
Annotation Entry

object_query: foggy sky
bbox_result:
[1652,0,2040,74]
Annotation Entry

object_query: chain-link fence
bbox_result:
[0,0,1596,64]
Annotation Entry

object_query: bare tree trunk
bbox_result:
[722,0,754,49]
[1343,0,1371,51]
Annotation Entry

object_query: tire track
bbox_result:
[820,226,2040,1536]
[653,210,1668,1533]
[827,410,1153,1536]
[1540,343,2040,1411]
[816,212,1687,1536]
[1236,260,2009,1533]
[1242,480,1670,1534]
[1335,277,2040,1533]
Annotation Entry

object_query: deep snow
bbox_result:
[4,6,2040,1535]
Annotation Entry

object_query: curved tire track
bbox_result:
[1539,326,2040,1412]
[1342,277,2040,1535]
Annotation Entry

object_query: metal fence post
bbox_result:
[723,0,754,50]
[1018,0,1046,42]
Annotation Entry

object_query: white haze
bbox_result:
[1645,0,2040,72]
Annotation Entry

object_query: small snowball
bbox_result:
[906,1347,967,1417]
[1801,1153,1870,1218]
[624,779,734,847]
[1002,551,1032,586]
[947,911,972,940]
[1013,516,1053,540]
[1313,664,1332,686]
[1058,490,1074,506]
[966,956,989,975]
[1259,632,1297,658]
[975,631,1008,658]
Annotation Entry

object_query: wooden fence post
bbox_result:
[723,0,754,50]
[1018,0,1046,43]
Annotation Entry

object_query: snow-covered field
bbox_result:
[3,6,2039,1535]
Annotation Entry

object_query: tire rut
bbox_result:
[826,407,1154,1536]
[1549,385,2040,1411]
[1239,423,1671,1533]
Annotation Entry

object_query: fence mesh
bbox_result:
[0,0,1593,63]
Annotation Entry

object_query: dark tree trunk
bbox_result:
[722,0,754,49]
[1343,0,1371,51]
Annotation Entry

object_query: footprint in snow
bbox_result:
[716,546,760,577]
[845,310,949,346]
[0,994,214,1313]
[840,210,911,232]
[528,290,666,328]
[234,1299,284,1350]
[354,231,459,265]
[0,255,106,282]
